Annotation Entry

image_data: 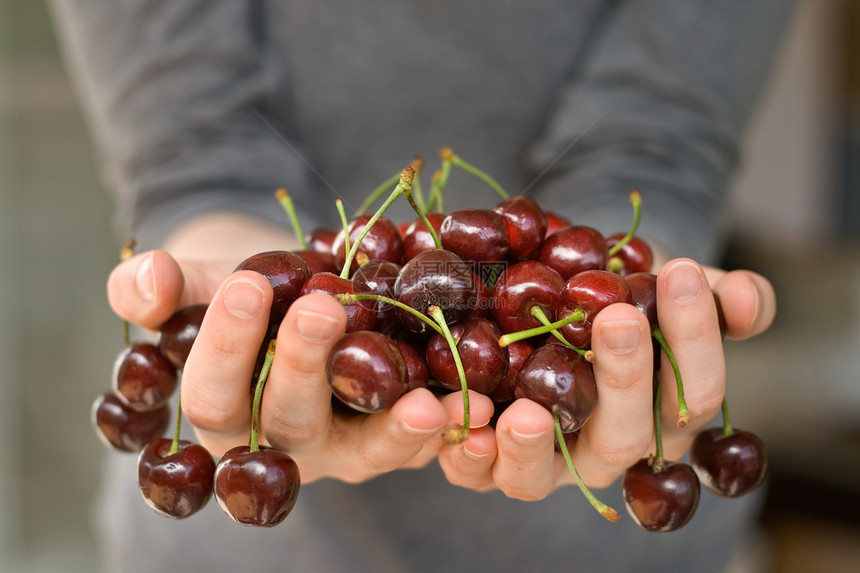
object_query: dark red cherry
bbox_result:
[544,211,571,238]
[158,304,207,369]
[352,260,401,335]
[514,344,597,433]
[294,250,338,275]
[690,427,768,498]
[394,249,477,335]
[235,250,311,326]
[137,438,216,519]
[113,342,179,411]
[306,227,338,253]
[332,214,404,273]
[214,445,300,527]
[391,339,430,391]
[488,339,534,404]
[622,458,701,532]
[493,195,548,260]
[92,392,170,453]
[537,225,607,280]
[491,260,564,334]
[606,233,654,276]
[557,270,633,349]
[440,209,510,263]
[626,272,658,327]
[301,272,375,333]
[402,212,445,261]
[327,330,407,413]
[426,317,508,395]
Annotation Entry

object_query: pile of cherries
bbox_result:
[91,148,768,532]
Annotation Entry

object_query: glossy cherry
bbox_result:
[622,458,701,532]
[113,342,179,411]
[492,195,547,259]
[391,338,430,391]
[327,330,408,413]
[606,233,653,276]
[351,260,401,335]
[158,304,207,369]
[557,269,632,349]
[537,225,608,280]
[440,209,510,263]
[306,227,338,253]
[401,212,445,261]
[213,445,301,527]
[332,214,404,274]
[235,250,311,326]
[137,438,216,519]
[491,260,564,334]
[426,317,508,395]
[488,339,533,404]
[544,211,571,238]
[301,272,375,333]
[690,427,768,498]
[92,392,170,453]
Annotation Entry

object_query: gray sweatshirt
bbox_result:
[50,1,794,572]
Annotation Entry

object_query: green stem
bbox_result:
[553,412,620,522]
[429,306,470,444]
[446,150,509,200]
[275,188,308,250]
[334,293,443,335]
[607,190,642,257]
[402,185,442,250]
[336,199,351,269]
[721,397,734,437]
[651,325,690,428]
[652,372,665,469]
[340,167,414,279]
[168,398,183,455]
[249,340,277,453]
[353,171,401,217]
[429,162,451,213]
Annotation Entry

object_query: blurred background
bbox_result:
[0,1,858,571]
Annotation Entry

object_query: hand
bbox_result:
[435,258,777,500]
[106,213,469,484]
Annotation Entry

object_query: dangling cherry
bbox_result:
[92,392,170,453]
[113,342,179,411]
[158,304,207,370]
[622,458,701,532]
[137,437,216,519]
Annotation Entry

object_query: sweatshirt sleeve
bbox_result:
[48,0,315,249]
[526,0,796,264]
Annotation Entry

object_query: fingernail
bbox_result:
[600,320,641,355]
[135,253,156,303]
[666,261,703,303]
[224,278,265,319]
[400,420,441,437]
[463,446,491,460]
[296,309,340,342]
[509,428,550,446]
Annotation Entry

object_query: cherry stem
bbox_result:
[499,307,590,360]
[340,166,415,279]
[353,171,401,217]
[721,397,734,437]
[429,305,470,444]
[119,238,136,347]
[652,373,665,470]
[651,325,690,428]
[440,146,509,200]
[607,190,642,257]
[427,163,450,213]
[410,156,427,212]
[336,199,351,267]
[333,293,443,336]
[275,188,308,250]
[168,399,183,455]
[553,412,620,522]
[249,339,277,453]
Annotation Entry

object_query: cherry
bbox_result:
[294,250,338,275]
[213,445,301,527]
[493,195,547,259]
[332,214,404,274]
[91,392,170,453]
[514,343,597,433]
[537,225,608,280]
[622,458,701,532]
[556,269,632,349]
[351,260,401,335]
[440,209,510,263]
[544,211,571,238]
[235,250,311,326]
[491,260,564,334]
[394,249,477,335]
[306,227,338,253]
[625,272,658,328]
[690,421,767,498]
[158,304,207,369]
[606,233,653,276]
[426,317,508,395]
[488,339,533,404]
[402,212,446,261]
[391,338,430,391]
[113,342,179,411]
[301,272,375,333]
[137,438,216,519]
[327,330,408,413]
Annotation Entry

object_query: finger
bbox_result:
[260,293,347,453]
[180,270,273,455]
[440,389,496,430]
[106,249,235,328]
[571,303,654,488]
[438,425,497,491]
[712,270,777,340]
[492,398,558,501]
[656,259,725,458]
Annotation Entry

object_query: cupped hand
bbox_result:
[436,258,776,501]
